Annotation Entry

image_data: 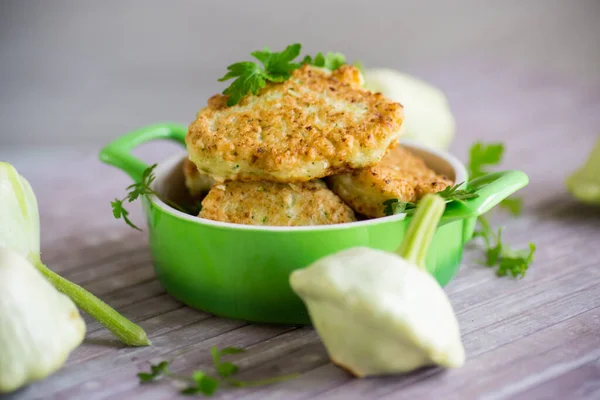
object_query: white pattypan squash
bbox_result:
[290,195,465,377]
[0,162,40,258]
[0,248,85,393]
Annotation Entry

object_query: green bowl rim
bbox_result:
[148,140,468,232]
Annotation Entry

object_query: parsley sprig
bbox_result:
[383,182,478,216]
[474,217,536,278]
[467,142,536,278]
[138,346,298,397]
[218,44,349,106]
[138,361,169,383]
[468,142,522,215]
[302,52,346,70]
[111,164,186,231]
[219,44,302,106]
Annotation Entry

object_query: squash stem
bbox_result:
[30,254,151,347]
[396,194,446,270]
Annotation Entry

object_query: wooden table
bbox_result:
[3,60,600,400]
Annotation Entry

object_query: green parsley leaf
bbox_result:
[126,164,157,202]
[111,199,141,231]
[139,346,297,397]
[181,372,220,396]
[466,141,523,213]
[466,141,535,277]
[138,361,170,383]
[468,142,504,179]
[218,347,246,356]
[436,183,479,203]
[251,43,302,80]
[137,373,155,383]
[476,216,536,278]
[219,44,303,106]
[303,52,346,70]
[211,346,245,378]
[218,44,351,106]
[466,141,524,214]
[383,182,478,216]
[219,62,267,106]
[382,199,416,216]
[111,164,186,230]
[497,243,536,278]
[217,362,238,378]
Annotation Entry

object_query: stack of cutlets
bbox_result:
[183,65,452,226]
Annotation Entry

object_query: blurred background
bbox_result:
[0,0,598,150]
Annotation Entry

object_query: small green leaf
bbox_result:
[219,347,245,356]
[152,361,169,375]
[137,373,155,383]
[499,197,523,216]
[210,346,220,366]
[182,372,220,396]
[111,198,141,231]
[485,229,503,266]
[111,199,123,218]
[468,142,505,179]
[138,361,170,383]
[217,362,238,378]
[475,216,535,278]
[303,52,346,70]
[436,183,479,203]
[217,44,350,106]
[218,44,305,106]
[382,182,476,216]
[252,43,302,78]
[199,376,219,395]
[219,62,268,106]
[382,198,416,216]
[111,163,185,230]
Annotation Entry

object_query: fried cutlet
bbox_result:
[328,146,453,218]
[199,180,356,226]
[186,65,404,183]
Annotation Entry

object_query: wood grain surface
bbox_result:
[2,59,600,400]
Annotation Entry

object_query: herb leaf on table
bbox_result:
[138,361,170,383]
[137,346,298,397]
[467,142,536,277]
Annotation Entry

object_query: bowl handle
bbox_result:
[99,123,187,181]
[441,169,529,227]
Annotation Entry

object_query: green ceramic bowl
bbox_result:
[100,123,528,325]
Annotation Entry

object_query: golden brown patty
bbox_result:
[187,65,404,183]
[183,158,215,197]
[199,180,356,226]
[328,146,453,218]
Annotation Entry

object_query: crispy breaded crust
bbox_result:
[199,180,356,226]
[187,65,404,183]
[183,158,215,197]
[328,146,453,218]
